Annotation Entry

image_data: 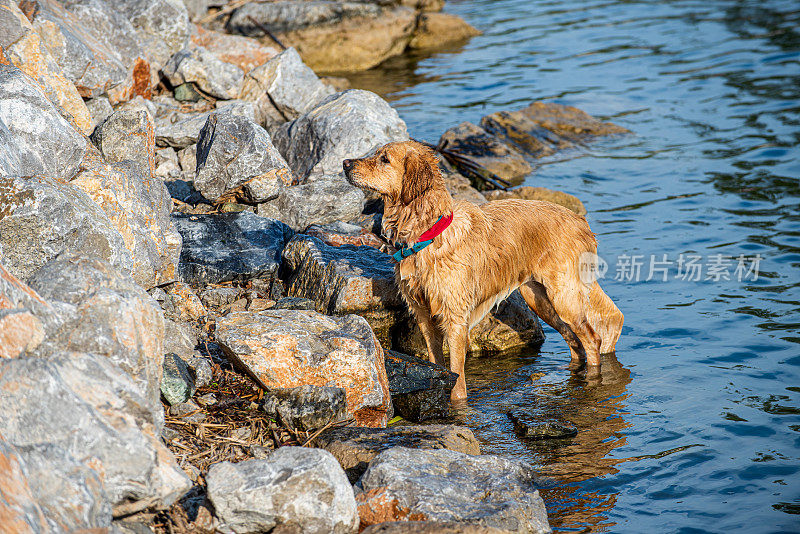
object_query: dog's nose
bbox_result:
[343,159,353,172]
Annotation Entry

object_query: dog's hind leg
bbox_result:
[520,282,587,370]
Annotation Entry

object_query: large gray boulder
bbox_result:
[195,112,293,203]
[0,175,135,283]
[0,353,191,521]
[273,89,408,181]
[315,424,480,484]
[27,255,167,419]
[115,0,191,68]
[154,99,255,149]
[355,448,551,533]
[256,174,365,232]
[0,65,86,180]
[206,447,359,534]
[71,147,182,289]
[163,46,244,100]
[240,47,334,129]
[172,212,294,285]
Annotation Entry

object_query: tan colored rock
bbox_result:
[484,186,587,216]
[0,310,44,359]
[163,281,207,321]
[0,0,92,133]
[401,0,445,11]
[191,25,279,73]
[215,309,391,427]
[277,7,417,73]
[0,441,49,533]
[409,12,481,50]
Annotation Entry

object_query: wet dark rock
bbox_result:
[0,174,135,283]
[255,174,365,232]
[481,102,630,151]
[384,351,457,422]
[262,384,348,431]
[161,353,196,406]
[163,46,244,100]
[272,296,317,311]
[355,447,551,533]
[438,121,533,187]
[90,108,155,176]
[195,111,293,203]
[206,447,359,534]
[506,412,578,441]
[0,64,86,180]
[315,424,479,484]
[172,212,294,286]
[273,89,408,181]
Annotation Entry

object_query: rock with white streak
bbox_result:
[163,46,244,100]
[115,0,192,68]
[355,448,551,533]
[195,112,293,203]
[273,89,408,181]
[206,447,359,534]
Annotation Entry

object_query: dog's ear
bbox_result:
[401,145,438,205]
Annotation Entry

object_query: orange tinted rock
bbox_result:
[356,487,427,527]
[0,311,44,359]
[0,442,49,534]
[215,309,391,427]
[1,1,91,133]
[191,25,278,74]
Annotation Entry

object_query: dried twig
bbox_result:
[198,0,252,25]
[415,139,512,191]
[246,15,288,50]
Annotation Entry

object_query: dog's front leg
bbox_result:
[446,319,469,402]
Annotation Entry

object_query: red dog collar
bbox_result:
[392,212,453,262]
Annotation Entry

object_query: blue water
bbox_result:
[345,1,800,531]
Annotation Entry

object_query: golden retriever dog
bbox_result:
[343,140,623,400]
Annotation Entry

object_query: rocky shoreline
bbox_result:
[0,1,628,532]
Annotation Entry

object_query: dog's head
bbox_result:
[343,140,440,205]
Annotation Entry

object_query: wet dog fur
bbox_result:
[343,140,623,400]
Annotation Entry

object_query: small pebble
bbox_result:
[197,393,217,406]
[231,427,252,441]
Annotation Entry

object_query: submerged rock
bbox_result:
[506,412,578,440]
[355,447,551,533]
[206,447,359,534]
[483,186,587,216]
[409,12,481,49]
[438,121,533,186]
[315,424,479,484]
[273,89,408,181]
[255,174,365,232]
[384,351,457,422]
[262,384,348,431]
[214,309,391,427]
[172,212,293,286]
[195,111,293,203]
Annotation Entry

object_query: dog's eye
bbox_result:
[380,154,390,164]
